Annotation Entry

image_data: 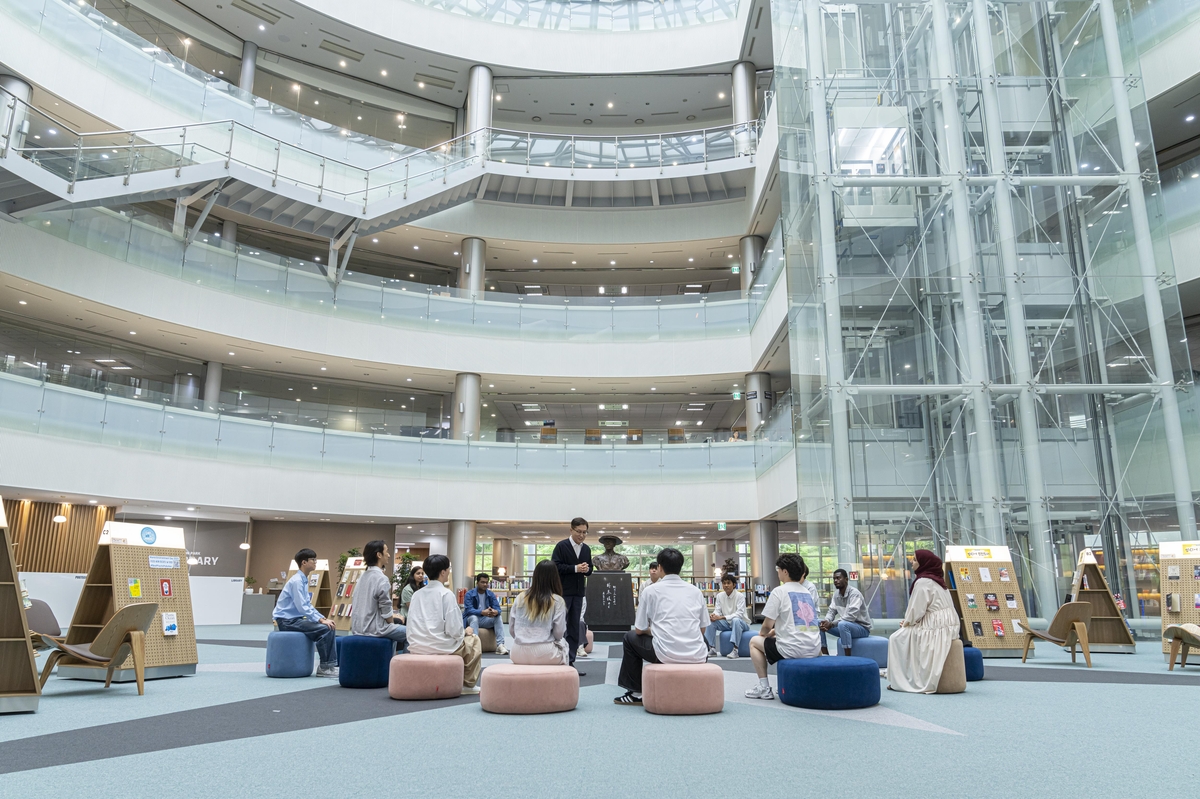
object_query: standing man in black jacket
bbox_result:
[552,517,593,668]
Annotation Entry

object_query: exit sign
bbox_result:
[732,392,742,400]
[731,265,740,274]
[717,522,727,531]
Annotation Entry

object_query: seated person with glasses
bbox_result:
[273,547,338,678]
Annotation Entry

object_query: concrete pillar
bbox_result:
[731,60,757,155]
[739,234,764,295]
[221,218,238,251]
[492,538,513,576]
[203,361,223,413]
[238,40,258,92]
[744,372,773,434]
[692,543,715,580]
[447,520,478,592]
[172,373,200,406]
[465,64,493,156]
[0,75,32,154]
[458,237,486,297]
[450,372,481,440]
[748,521,780,590]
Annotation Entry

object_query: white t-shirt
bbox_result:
[762,581,822,659]
[634,574,709,664]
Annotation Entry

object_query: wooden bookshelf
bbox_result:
[59,542,197,681]
[1066,549,1135,653]
[1158,541,1200,657]
[330,557,366,632]
[944,545,1032,658]
[0,498,40,713]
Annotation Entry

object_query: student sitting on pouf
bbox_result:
[745,554,821,700]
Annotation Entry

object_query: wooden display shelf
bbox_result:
[330,557,366,632]
[1158,541,1200,658]
[1067,550,1135,653]
[944,545,1031,658]
[0,497,40,713]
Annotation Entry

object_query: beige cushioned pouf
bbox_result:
[641,663,724,715]
[479,664,579,714]
[935,639,967,694]
[478,627,497,653]
[388,654,464,700]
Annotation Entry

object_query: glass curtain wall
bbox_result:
[772,0,1199,620]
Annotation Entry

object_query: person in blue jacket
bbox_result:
[463,573,509,656]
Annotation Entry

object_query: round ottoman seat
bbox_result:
[335,635,395,688]
[777,656,880,710]
[850,635,889,668]
[642,663,724,715]
[480,665,579,714]
[718,630,752,658]
[388,654,464,700]
[963,645,985,682]
[265,631,315,678]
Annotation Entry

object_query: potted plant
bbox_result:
[392,552,415,598]
[244,576,257,595]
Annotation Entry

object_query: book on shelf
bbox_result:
[979,567,992,582]
[965,593,977,609]
[999,567,1010,582]
[1012,618,1024,635]
[984,593,999,612]
[1005,593,1016,609]
[972,621,983,636]
[992,619,1005,637]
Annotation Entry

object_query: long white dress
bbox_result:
[887,578,960,694]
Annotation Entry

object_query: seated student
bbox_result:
[398,565,425,624]
[647,560,663,584]
[406,554,483,694]
[888,550,959,694]
[819,568,872,656]
[350,539,407,651]
[745,554,821,700]
[509,560,570,665]
[273,548,338,677]
[705,573,751,659]
[463,573,509,656]
[614,547,709,706]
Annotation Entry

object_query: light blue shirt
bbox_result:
[273,570,323,622]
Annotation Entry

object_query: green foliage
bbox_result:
[392,552,415,596]
[338,547,361,577]
[244,576,257,586]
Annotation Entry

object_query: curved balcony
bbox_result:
[404,0,741,32]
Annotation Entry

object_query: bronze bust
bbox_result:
[593,534,630,572]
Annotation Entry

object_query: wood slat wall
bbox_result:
[3,500,114,573]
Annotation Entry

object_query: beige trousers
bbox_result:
[454,634,483,688]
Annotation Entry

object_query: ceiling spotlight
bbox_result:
[1188,115,1196,122]
[718,92,726,99]
[418,81,425,88]
[495,94,502,101]
[129,331,136,335]
[239,542,251,550]
[607,101,614,108]
[258,24,265,30]
[339,60,346,68]
[381,70,388,76]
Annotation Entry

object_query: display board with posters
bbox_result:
[1159,541,1200,655]
[944,545,1031,658]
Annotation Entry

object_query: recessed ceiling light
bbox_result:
[18,300,26,305]
[381,70,388,76]
[495,94,502,100]
[89,500,98,504]
[418,82,425,88]
[187,507,195,511]
[228,352,235,356]
[532,258,538,263]
[718,92,726,99]
[129,331,136,335]
[258,24,265,30]
[372,238,378,243]
[1188,115,1196,122]
[339,60,346,68]
[607,101,614,108]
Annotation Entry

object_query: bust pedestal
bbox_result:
[584,571,636,631]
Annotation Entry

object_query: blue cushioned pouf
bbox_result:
[850,635,889,668]
[963,645,985,682]
[718,630,753,657]
[777,656,880,710]
[266,631,315,678]
[335,635,396,689]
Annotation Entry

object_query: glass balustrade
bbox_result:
[402,0,741,31]
[0,370,769,478]
[20,205,785,339]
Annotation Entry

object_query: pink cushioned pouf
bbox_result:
[642,663,724,715]
[479,664,579,714]
[388,655,464,700]
[585,629,594,654]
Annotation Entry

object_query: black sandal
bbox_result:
[613,691,643,706]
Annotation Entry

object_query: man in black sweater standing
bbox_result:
[552,517,593,669]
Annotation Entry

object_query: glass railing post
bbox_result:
[69,137,82,194]
[318,157,326,202]
[703,128,708,170]
[176,128,186,178]
[225,121,234,168]
[659,133,663,174]
[123,132,135,185]
[570,136,575,176]
[614,136,619,176]
[272,141,280,187]
[404,159,409,199]
[526,131,531,173]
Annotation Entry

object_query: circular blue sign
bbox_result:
[140,527,157,545]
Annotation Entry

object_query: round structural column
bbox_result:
[465,64,493,156]
[447,520,477,592]
[692,544,715,579]
[492,538,513,576]
[221,218,238,251]
[748,520,779,590]
[739,234,764,295]
[203,361,223,413]
[238,41,258,92]
[731,61,757,155]
[744,371,773,434]
[450,372,482,441]
[0,75,32,153]
[458,237,486,297]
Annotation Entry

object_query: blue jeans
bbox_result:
[276,616,337,667]
[379,624,408,653]
[704,618,750,653]
[820,620,869,653]
[466,614,506,647]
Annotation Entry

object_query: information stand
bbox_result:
[330,557,366,632]
[944,545,1031,658]
[284,559,333,621]
[1067,549,1135,653]
[60,522,197,681]
[0,498,40,713]
[1159,541,1200,658]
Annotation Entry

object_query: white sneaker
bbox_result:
[726,650,739,659]
[495,645,509,656]
[460,686,480,695]
[708,646,720,658]
[316,665,339,679]
[744,683,775,700]
[577,646,588,658]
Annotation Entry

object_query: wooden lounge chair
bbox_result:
[39,603,159,695]
[1164,623,1200,671]
[1021,601,1093,667]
